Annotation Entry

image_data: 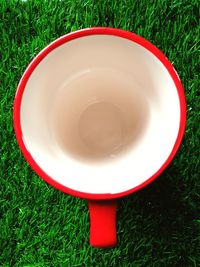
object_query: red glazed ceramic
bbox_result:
[13,28,186,247]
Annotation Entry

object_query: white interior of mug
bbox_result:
[20,34,181,194]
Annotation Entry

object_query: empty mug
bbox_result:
[13,27,186,247]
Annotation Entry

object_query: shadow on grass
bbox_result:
[117,162,199,265]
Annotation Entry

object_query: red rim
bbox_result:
[13,27,186,200]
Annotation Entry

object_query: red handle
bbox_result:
[88,200,117,248]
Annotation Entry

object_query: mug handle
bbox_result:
[88,200,117,247]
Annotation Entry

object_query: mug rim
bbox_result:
[13,27,186,200]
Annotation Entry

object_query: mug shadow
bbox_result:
[117,160,197,248]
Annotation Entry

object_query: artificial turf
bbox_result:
[0,0,199,266]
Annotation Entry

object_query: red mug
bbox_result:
[13,28,186,247]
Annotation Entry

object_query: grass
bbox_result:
[0,0,199,266]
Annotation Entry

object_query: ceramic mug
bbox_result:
[13,28,186,247]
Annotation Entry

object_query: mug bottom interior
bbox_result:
[50,68,150,162]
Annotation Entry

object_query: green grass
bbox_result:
[0,0,199,266]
